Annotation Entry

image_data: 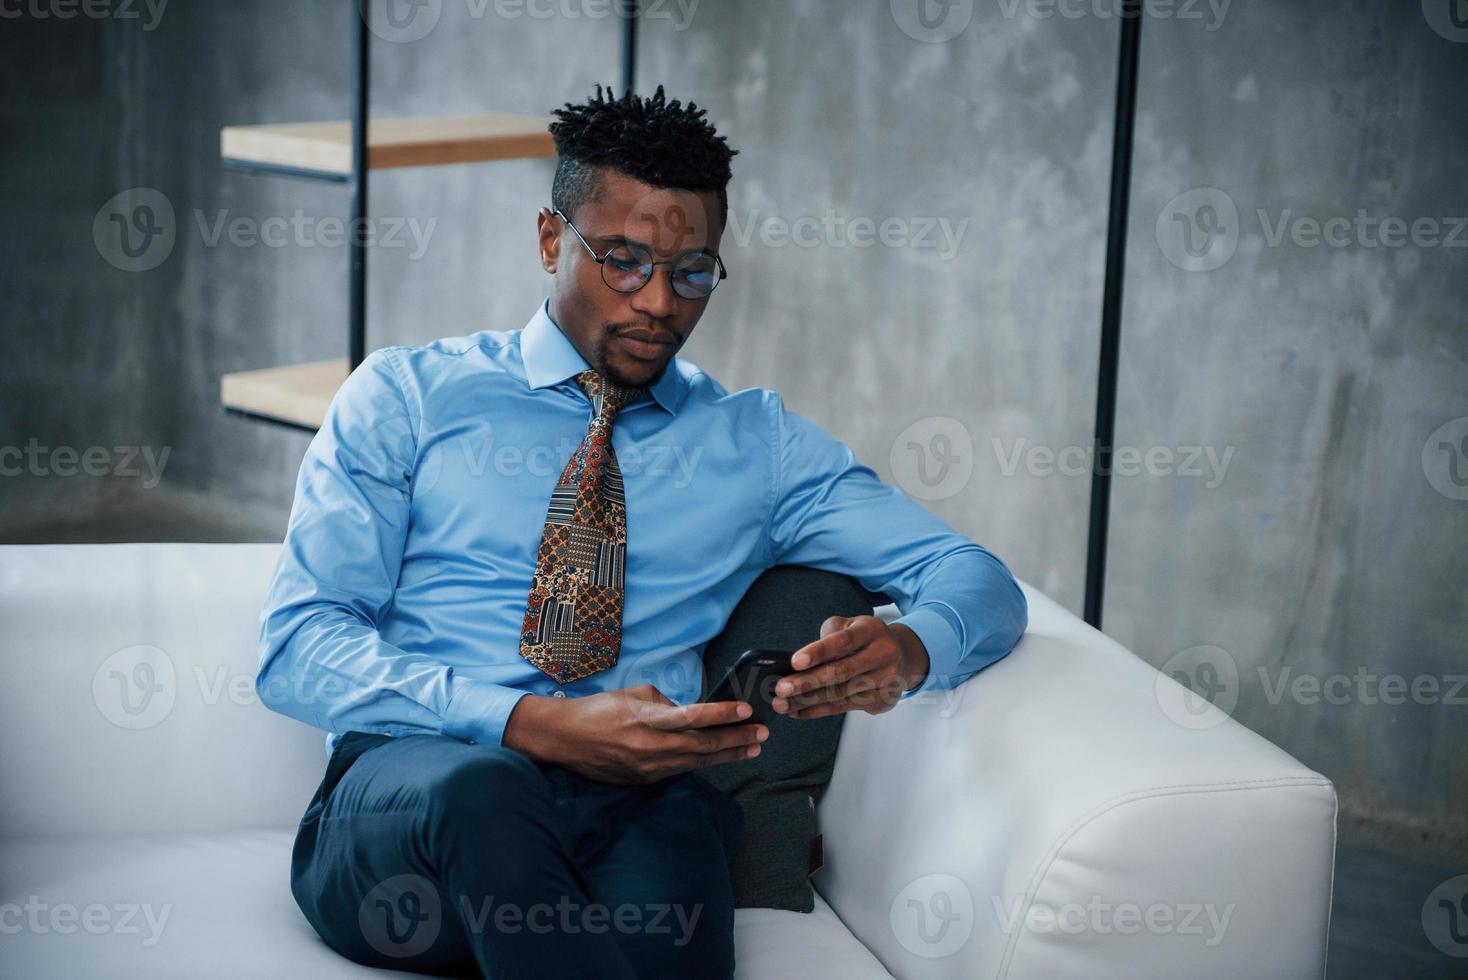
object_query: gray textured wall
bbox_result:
[2,0,1463,855]
[1109,0,1468,853]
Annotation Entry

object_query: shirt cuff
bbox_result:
[892,606,962,701]
[442,676,530,747]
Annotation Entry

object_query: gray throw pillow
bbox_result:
[698,565,886,912]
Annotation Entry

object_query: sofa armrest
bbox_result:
[814,583,1336,979]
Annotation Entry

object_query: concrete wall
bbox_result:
[1109,0,1468,854]
[1,0,1463,854]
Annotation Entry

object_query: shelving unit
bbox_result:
[221,115,556,179]
[220,1,639,431]
[218,359,347,431]
[216,0,1136,632]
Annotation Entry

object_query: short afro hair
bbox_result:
[548,84,737,226]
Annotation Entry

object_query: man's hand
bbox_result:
[771,615,930,720]
[502,683,768,785]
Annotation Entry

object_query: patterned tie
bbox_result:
[519,369,645,685]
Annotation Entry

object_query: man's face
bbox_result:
[538,170,725,389]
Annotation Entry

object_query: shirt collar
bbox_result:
[520,300,686,415]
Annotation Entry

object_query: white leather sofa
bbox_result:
[0,543,1337,978]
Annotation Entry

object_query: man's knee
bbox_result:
[615,891,735,980]
[421,742,548,825]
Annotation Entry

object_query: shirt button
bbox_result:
[552,690,567,698]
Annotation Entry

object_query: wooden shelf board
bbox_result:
[220,359,348,431]
[220,114,556,175]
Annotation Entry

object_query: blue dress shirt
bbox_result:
[257,302,1028,755]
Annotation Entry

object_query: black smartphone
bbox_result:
[701,649,797,726]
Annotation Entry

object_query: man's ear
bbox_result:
[537,207,561,274]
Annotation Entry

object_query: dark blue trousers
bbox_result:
[289,732,746,979]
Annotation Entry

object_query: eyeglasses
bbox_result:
[553,207,728,300]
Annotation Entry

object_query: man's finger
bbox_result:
[666,722,767,756]
[645,698,754,731]
[780,669,891,711]
[790,615,880,671]
[775,644,888,699]
[789,687,899,719]
[786,699,852,720]
[685,743,764,770]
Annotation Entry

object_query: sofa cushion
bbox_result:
[699,565,881,912]
[0,831,893,979]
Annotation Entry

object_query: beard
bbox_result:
[593,322,675,390]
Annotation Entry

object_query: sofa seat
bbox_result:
[0,830,894,979]
[0,543,1337,978]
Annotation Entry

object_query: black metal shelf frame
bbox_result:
[1083,0,1143,628]
[221,0,641,390]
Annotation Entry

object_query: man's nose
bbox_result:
[630,266,679,319]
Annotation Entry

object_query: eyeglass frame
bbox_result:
[552,207,729,300]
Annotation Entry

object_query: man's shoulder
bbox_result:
[674,358,783,418]
[376,327,522,371]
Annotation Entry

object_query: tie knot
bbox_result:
[574,369,643,421]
